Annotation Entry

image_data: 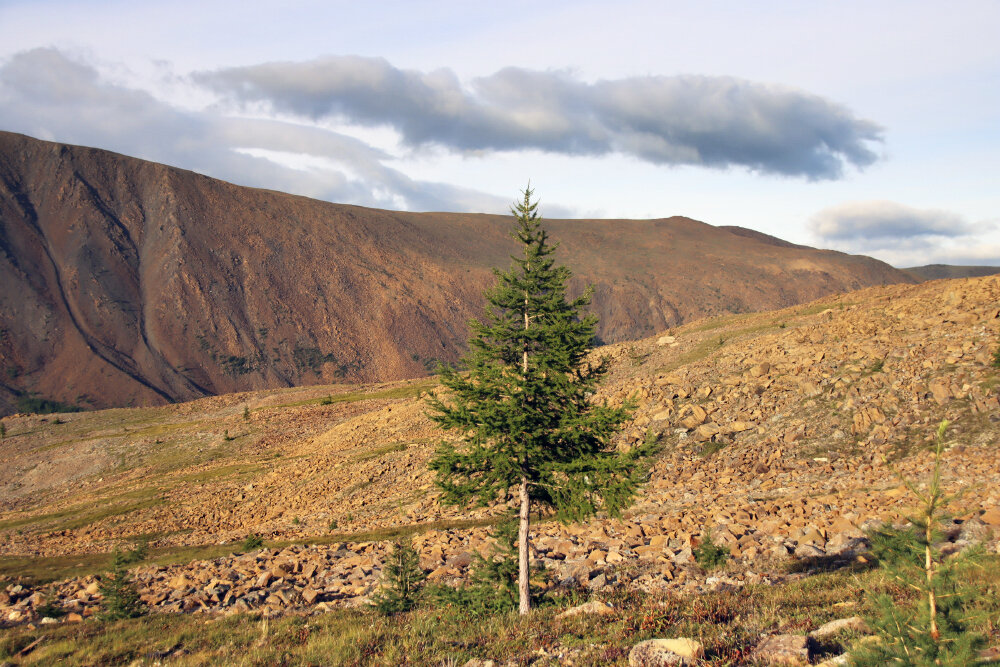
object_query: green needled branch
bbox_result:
[427,184,658,615]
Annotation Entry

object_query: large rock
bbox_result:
[555,600,616,619]
[629,638,704,666]
[754,634,810,665]
[809,616,869,639]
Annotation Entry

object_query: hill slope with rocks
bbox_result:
[0,275,997,635]
[0,131,913,415]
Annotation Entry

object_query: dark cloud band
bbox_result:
[197,56,883,180]
[811,201,973,242]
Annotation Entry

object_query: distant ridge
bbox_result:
[0,131,914,414]
[717,225,806,249]
[903,264,1000,282]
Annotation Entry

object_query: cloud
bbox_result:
[811,200,974,241]
[195,56,884,180]
[810,200,999,266]
[0,48,506,213]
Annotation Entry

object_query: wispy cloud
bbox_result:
[196,56,884,180]
[0,48,506,212]
[810,200,999,266]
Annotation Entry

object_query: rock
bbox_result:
[793,543,825,559]
[980,507,1000,527]
[629,638,704,666]
[692,423,720,441]
[928,380,952,405]
[555,600,616,619]
[958,517,991,542]
[754,634,810,665]
[657,335,676,346]
[809,616,869,639]
[462,660,495,667]
[815,655,850,667]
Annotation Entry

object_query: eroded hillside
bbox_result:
[0,131,914,415]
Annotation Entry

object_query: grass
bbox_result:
[795,301,856,317]
[0,516,501,585]
[353,442,408,462]
[169,462,262,485]
[684,314,738,334]
[266,381,436,410]
[0,486,164,534]
[659,319,789,375]
[2,555,996,665]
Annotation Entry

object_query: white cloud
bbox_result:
[810,200,999,266]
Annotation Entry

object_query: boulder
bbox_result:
[809,616,869,639]
[629,638,704,666]
[754,634,810,666]
[555,600,616,620]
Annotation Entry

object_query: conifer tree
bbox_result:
[427,185,657,615]
[852,420,985,666]
[371,537,426,615]
[99,550,147,620]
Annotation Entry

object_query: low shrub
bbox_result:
[694,530,730,570]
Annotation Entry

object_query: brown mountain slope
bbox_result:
[0,131,914,415]
[903,264,1000,282]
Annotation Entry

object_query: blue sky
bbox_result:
[1,0,997,266]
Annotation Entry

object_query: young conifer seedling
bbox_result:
[852,420,985,666]
[371,537,426,615]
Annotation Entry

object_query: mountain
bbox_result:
[0,131,914,415]
[903,264,1000,282]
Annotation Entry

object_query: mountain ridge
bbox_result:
[0,130,914,415]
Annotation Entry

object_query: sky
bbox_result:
[0,0,997,267]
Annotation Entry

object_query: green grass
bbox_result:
[659,320,788,375]
[795,301,857,317]
[683,314,739,334]
[2,556,996,665]
[0,516,500,585]
[266,381,436,410]
[0,487,164,535]
[169,462,263,485]
[353,442,408,462]
[57,495,164,532]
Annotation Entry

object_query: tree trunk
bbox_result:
[926,524,939,639]
[518,475,531,615]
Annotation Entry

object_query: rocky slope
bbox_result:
[0,131,913,415]
[0,275,997,624]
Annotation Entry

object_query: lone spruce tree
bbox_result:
[427,186,657,615]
